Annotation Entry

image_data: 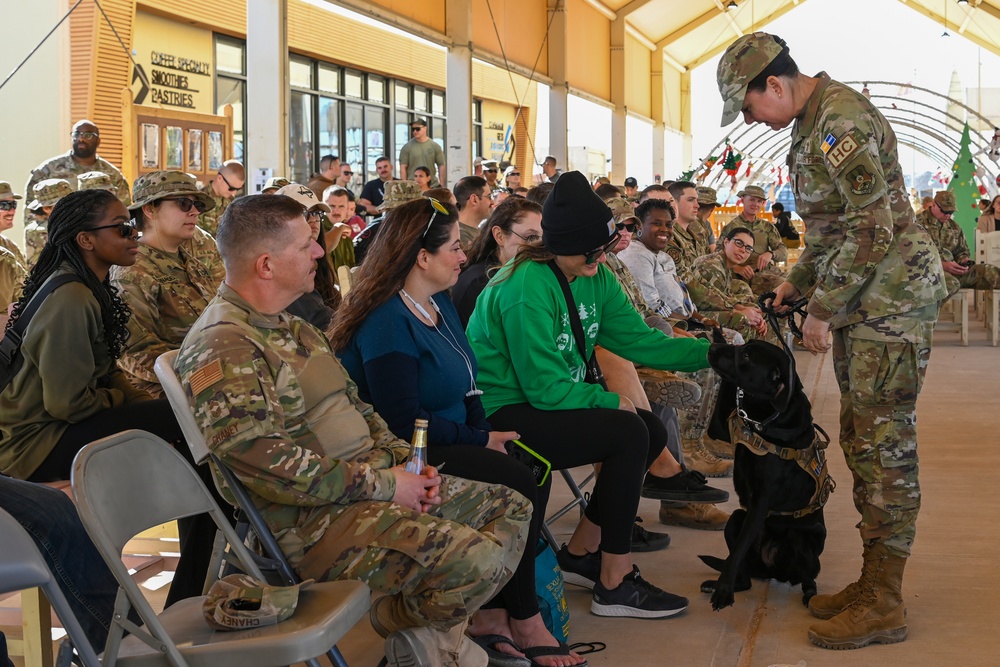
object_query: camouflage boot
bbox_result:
[807,543,908,650]
[681,438,733,477]
[808,542,872,620]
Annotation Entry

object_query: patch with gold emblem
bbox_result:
[845,165,876,196]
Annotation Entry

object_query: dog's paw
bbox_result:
[700,579,718,594]
[801,582,817,606]
[711,583,736,610]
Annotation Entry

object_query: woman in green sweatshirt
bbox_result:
[467,171,711,622]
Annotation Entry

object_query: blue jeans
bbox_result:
[0,475,118,654]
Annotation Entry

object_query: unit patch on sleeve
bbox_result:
[846,164,876,196]
[826,134,858,169]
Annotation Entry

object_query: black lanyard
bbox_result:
[547,260,608,390]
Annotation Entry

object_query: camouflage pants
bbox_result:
[749,266,786,298]
[292,475,530,631]
[946,263,1000,294]
[831,305,937,558]
[676,367,721,441]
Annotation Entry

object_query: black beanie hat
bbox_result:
[542,170,615,256]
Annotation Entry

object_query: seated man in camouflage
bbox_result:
[175,194,529,667]
[917,190,1000,295]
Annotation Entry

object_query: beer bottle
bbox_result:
[404,418,429,474]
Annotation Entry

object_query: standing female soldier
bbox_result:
[717,33,946,650]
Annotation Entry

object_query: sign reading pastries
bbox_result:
[131,12,214,114]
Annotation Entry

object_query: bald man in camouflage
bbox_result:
[175,193,528,667]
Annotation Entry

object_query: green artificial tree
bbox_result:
[947,123,980,249]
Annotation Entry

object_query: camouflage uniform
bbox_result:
[196,181,230,236]
[696,186,720,249]
[0,245,26,314]
[0,235,26,270]
[915,208,1000,295]
[77,171,115,191]
[184,227,225,287]
[24,179,73,270]
[111,244,216,397]
[687,250,767,342]
[23,151,129,225]
[175,285,529,631]
[784,72,947,557]
[667,222,710,282]
[720,211,787,296]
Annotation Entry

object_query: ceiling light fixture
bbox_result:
[727,1,738,10]
[958,0,969,6]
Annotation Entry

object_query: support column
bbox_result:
[445,0,473,188]
[680,70,693,171]
[246,0,288,191]
[547,0,568,173]
[650,50,665,184]
[610,17,627,182]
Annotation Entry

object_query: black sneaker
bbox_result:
[556,544,601,590]
[631,516,670,552]
[640,469,730,503]
[591,566,688,619]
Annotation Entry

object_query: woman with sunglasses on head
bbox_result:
[330,198,580,667]
[110,171,217,397]
[452,197,543,327]
[467,172,711,621]
[0,189,222,606]
[685,227,770,340]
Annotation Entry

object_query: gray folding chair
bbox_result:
[155,349,367,667]
[72,430,370,667]
[0,508,102,667]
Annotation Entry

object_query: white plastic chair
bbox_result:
[0,508,102,667]
[71,430,370,667]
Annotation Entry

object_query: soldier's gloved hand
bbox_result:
[391,466,442,513]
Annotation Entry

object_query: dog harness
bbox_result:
[728,410,836,518]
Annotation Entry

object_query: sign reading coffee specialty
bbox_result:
[132,12,214,113]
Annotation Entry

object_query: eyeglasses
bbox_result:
[509,229,541,244]
[218,172,242,192]
[72,131,99,140]
[87,220,139,238]
[422,197,451,239]
[615,221,638,234]
[584,231,621,265]
[730,238,754,253]
[162,197,209,214]
[0,201,17,211]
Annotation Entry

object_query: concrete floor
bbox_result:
[329,316,1000,666]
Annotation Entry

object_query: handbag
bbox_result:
[534,539,570,643]
[547,261,608,390]
[0,274,82,392]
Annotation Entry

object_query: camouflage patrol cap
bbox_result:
[130,170,215,212]
[933,190,956,214]
[0,182,23,200]
[737,185,767,201]
[378,180,422,211]
[717,32,786,126]
[262,176,291,194]
[29,178,73,210]
[605,197,639,227]
[697,186,719,206]
[276,183,332,213]
[77,171,115,191]
[202,574,313,631]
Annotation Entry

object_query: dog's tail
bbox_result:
[699,555,726,572]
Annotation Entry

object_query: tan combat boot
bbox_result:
[383,619,488,667]
[807,543,908,650]
[370,594,423,638]
[681,438,733,477]
[808,542,872,620]
[659,502,730,531]
[702,435,735,460]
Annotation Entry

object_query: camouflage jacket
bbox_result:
[0,236,26,269]
[720,213,787,268]
[24,151,130,224]
[786,73,947,327]
[175,284,411,556]
[184,226,226,287]
[23,221,47,270]
[687,250,756,313]
[915,209,969,264]
[196,181,230,236]
[667,221,710,282]
[0,245,26,312]
[111,244,216,396]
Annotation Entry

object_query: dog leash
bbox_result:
[757,291,810,347]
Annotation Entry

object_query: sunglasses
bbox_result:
[72,131,99,140]
[484,169,498,173]
[342,171,353,176]
[162,197,209,214]
[509,229,541,244]
[219,172,242,192]
[306,209,324,220]
[411,126,423,132]
[0,201,17,211]
[584,231,621,265]
[87,220,139,238]
[422,197,451,239]
[730,238,754,253]
[507,172,521,177]
[615,221,639,234]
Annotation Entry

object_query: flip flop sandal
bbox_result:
[523,642,589,667]
[471,634,532,667]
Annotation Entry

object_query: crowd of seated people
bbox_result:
[1,121,814,665]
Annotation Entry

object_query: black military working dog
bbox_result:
[699,339,835,611]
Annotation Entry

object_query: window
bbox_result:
[393,82,448,175]
[290,91,314,184]
[345,70,363,99]
[472,100,482,160]
[214,35,246,164]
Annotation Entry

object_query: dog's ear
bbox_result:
[710,326,727,344]
[767,365,792,409]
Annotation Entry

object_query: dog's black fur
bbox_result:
[700,338,827,610]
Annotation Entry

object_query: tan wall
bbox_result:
[367,0,445,34]
[471,0,548,77]
[565,0,610,100]
[90,0,136,171]
[662,65,683,132]
[140,0,246,35]
[624,34,650,118]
